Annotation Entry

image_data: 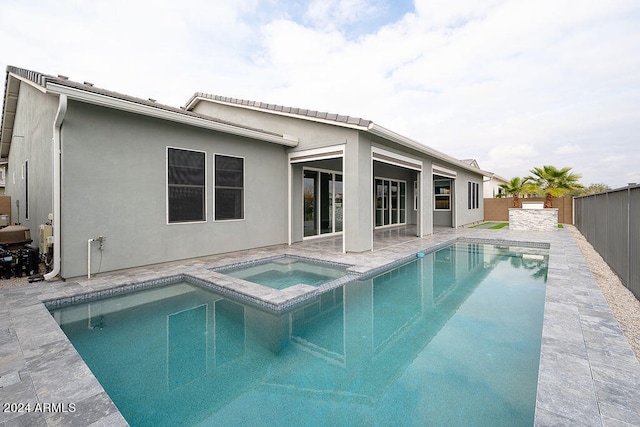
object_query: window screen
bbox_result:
[167,148,206,223]
[215,155,244,220]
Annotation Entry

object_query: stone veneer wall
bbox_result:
[509,208,558,231]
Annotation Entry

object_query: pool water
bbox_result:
[51,242,548,426]
[218,256,348,289]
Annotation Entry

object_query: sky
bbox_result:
[1,0,639,189]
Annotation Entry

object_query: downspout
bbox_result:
[44,94,67,280]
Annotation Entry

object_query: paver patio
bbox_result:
[1,226,639,426]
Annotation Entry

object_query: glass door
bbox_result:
[320,172,332,234]
[374,178,407,228]
[304,170,318,237]
[390,181,398,224]
[375,179,385,227]
[334,175,343,232]
[304,170,343,237]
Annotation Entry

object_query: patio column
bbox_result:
[421,161,434,236]
[344,138,372,252]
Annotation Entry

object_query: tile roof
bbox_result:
[3,66,285,139]
[187,92,373,128]
[186,93,491,177]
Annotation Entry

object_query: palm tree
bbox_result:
[525,165,583,208]
[499,177,528,208]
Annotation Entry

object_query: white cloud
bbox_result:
[553,144,583,155]
[1,0,639,188]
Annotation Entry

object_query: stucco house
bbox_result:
[461,158,508,199]
[1,66,489,279]
[484,173,509,198]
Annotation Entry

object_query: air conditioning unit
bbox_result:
[39,224,53,254]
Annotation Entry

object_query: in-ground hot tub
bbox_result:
[214,255,350,290]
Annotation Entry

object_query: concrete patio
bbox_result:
[1,226,639,426]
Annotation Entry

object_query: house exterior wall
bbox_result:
[432,168,484,227]
[454,169,484,226]
[5,83,58,249]
[58,101,288,278]
[191,101,357,151]
[193,99,485,242]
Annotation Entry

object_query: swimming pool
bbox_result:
[50,242,548,426]
[215,255,350,290]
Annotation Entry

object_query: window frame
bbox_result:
[166,146,207,224]
[374,177,407,228]
[434,179,451,211]
[468,181,479,209]
[214,153,245,221]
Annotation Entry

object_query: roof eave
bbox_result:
[46,84,299,148]
[186,94,371,131]
[366,123,492,178]
[0,73,30,158]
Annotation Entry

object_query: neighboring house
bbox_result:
[460,159,480,169]
[1,66,490,279]
[461,159,508,198]
[484,173,509,198]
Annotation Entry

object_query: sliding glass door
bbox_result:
[375,178,406,227]
[304,171,318,237]
[304,169,343,238]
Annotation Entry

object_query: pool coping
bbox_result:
[1,227,639,426]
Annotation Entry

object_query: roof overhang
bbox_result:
[1,71,58,157]
[366,123,492,178]
[46,83,298,147]
[186,94,371,131]
[188,95,492,177]
[1,74,22,157]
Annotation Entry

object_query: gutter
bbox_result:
[44,94,67,280]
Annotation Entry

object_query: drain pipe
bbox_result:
[87,239,93,279]
[44,94,67,280]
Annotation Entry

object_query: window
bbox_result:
[167,147,206,223]
[215,155,244,220]
[434,179,451,210]
[468,182,479,209]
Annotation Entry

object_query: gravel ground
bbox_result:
[0,264,46,289]
[1,227,638,362]
[568,225,640,362]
